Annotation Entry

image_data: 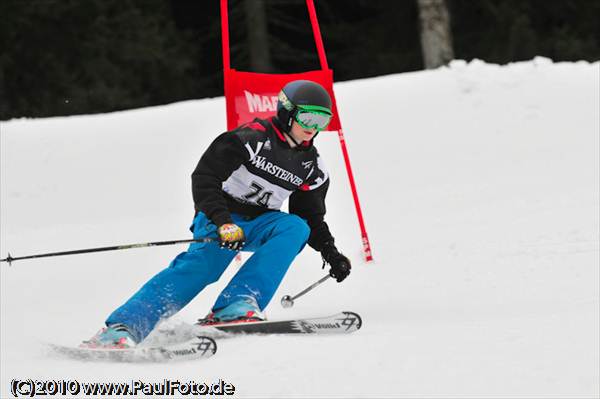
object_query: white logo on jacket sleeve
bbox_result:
[304,155,329,190]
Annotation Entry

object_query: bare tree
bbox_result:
[245,0,273,72]
[417,0,454,69]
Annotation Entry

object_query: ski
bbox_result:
[47,335,217,363]
[56,311,363,362]
[196,311,362,336]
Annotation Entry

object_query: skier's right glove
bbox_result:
[217,223,246,251]
[321,243,351,282]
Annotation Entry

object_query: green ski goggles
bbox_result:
[294,105,333,131]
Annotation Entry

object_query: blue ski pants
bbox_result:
[106,211,310,342]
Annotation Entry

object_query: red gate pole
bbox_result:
[220,0,230,71]
[221,0,243,266]
[306,0,373,262]
[306,0,329,70]
[220,0,235,131]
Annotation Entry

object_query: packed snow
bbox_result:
[1,57,598,398]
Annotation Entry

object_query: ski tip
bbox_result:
[341,311,362,331]
[163,335,218,361]
[196,335,218,356]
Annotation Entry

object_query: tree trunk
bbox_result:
[245,0,273,72]
[417,0,454,69]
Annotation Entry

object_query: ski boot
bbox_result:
[198,297,265,326]
[80,323,137,349]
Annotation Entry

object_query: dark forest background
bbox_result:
[1,0,599,120]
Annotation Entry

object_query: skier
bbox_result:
[83,80,352,348]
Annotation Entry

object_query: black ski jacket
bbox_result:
[191,117,334,251]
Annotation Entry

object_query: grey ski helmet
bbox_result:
[276,80,332,132]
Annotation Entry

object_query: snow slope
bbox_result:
[1,57,598,398]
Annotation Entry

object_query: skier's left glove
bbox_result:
[217,223,246,251]
[321,243,351,282]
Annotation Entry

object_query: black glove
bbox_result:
[217,223,246,251]
[321,243,351,282]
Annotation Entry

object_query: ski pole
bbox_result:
[280,274,331,308]
[0,237,217,266]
